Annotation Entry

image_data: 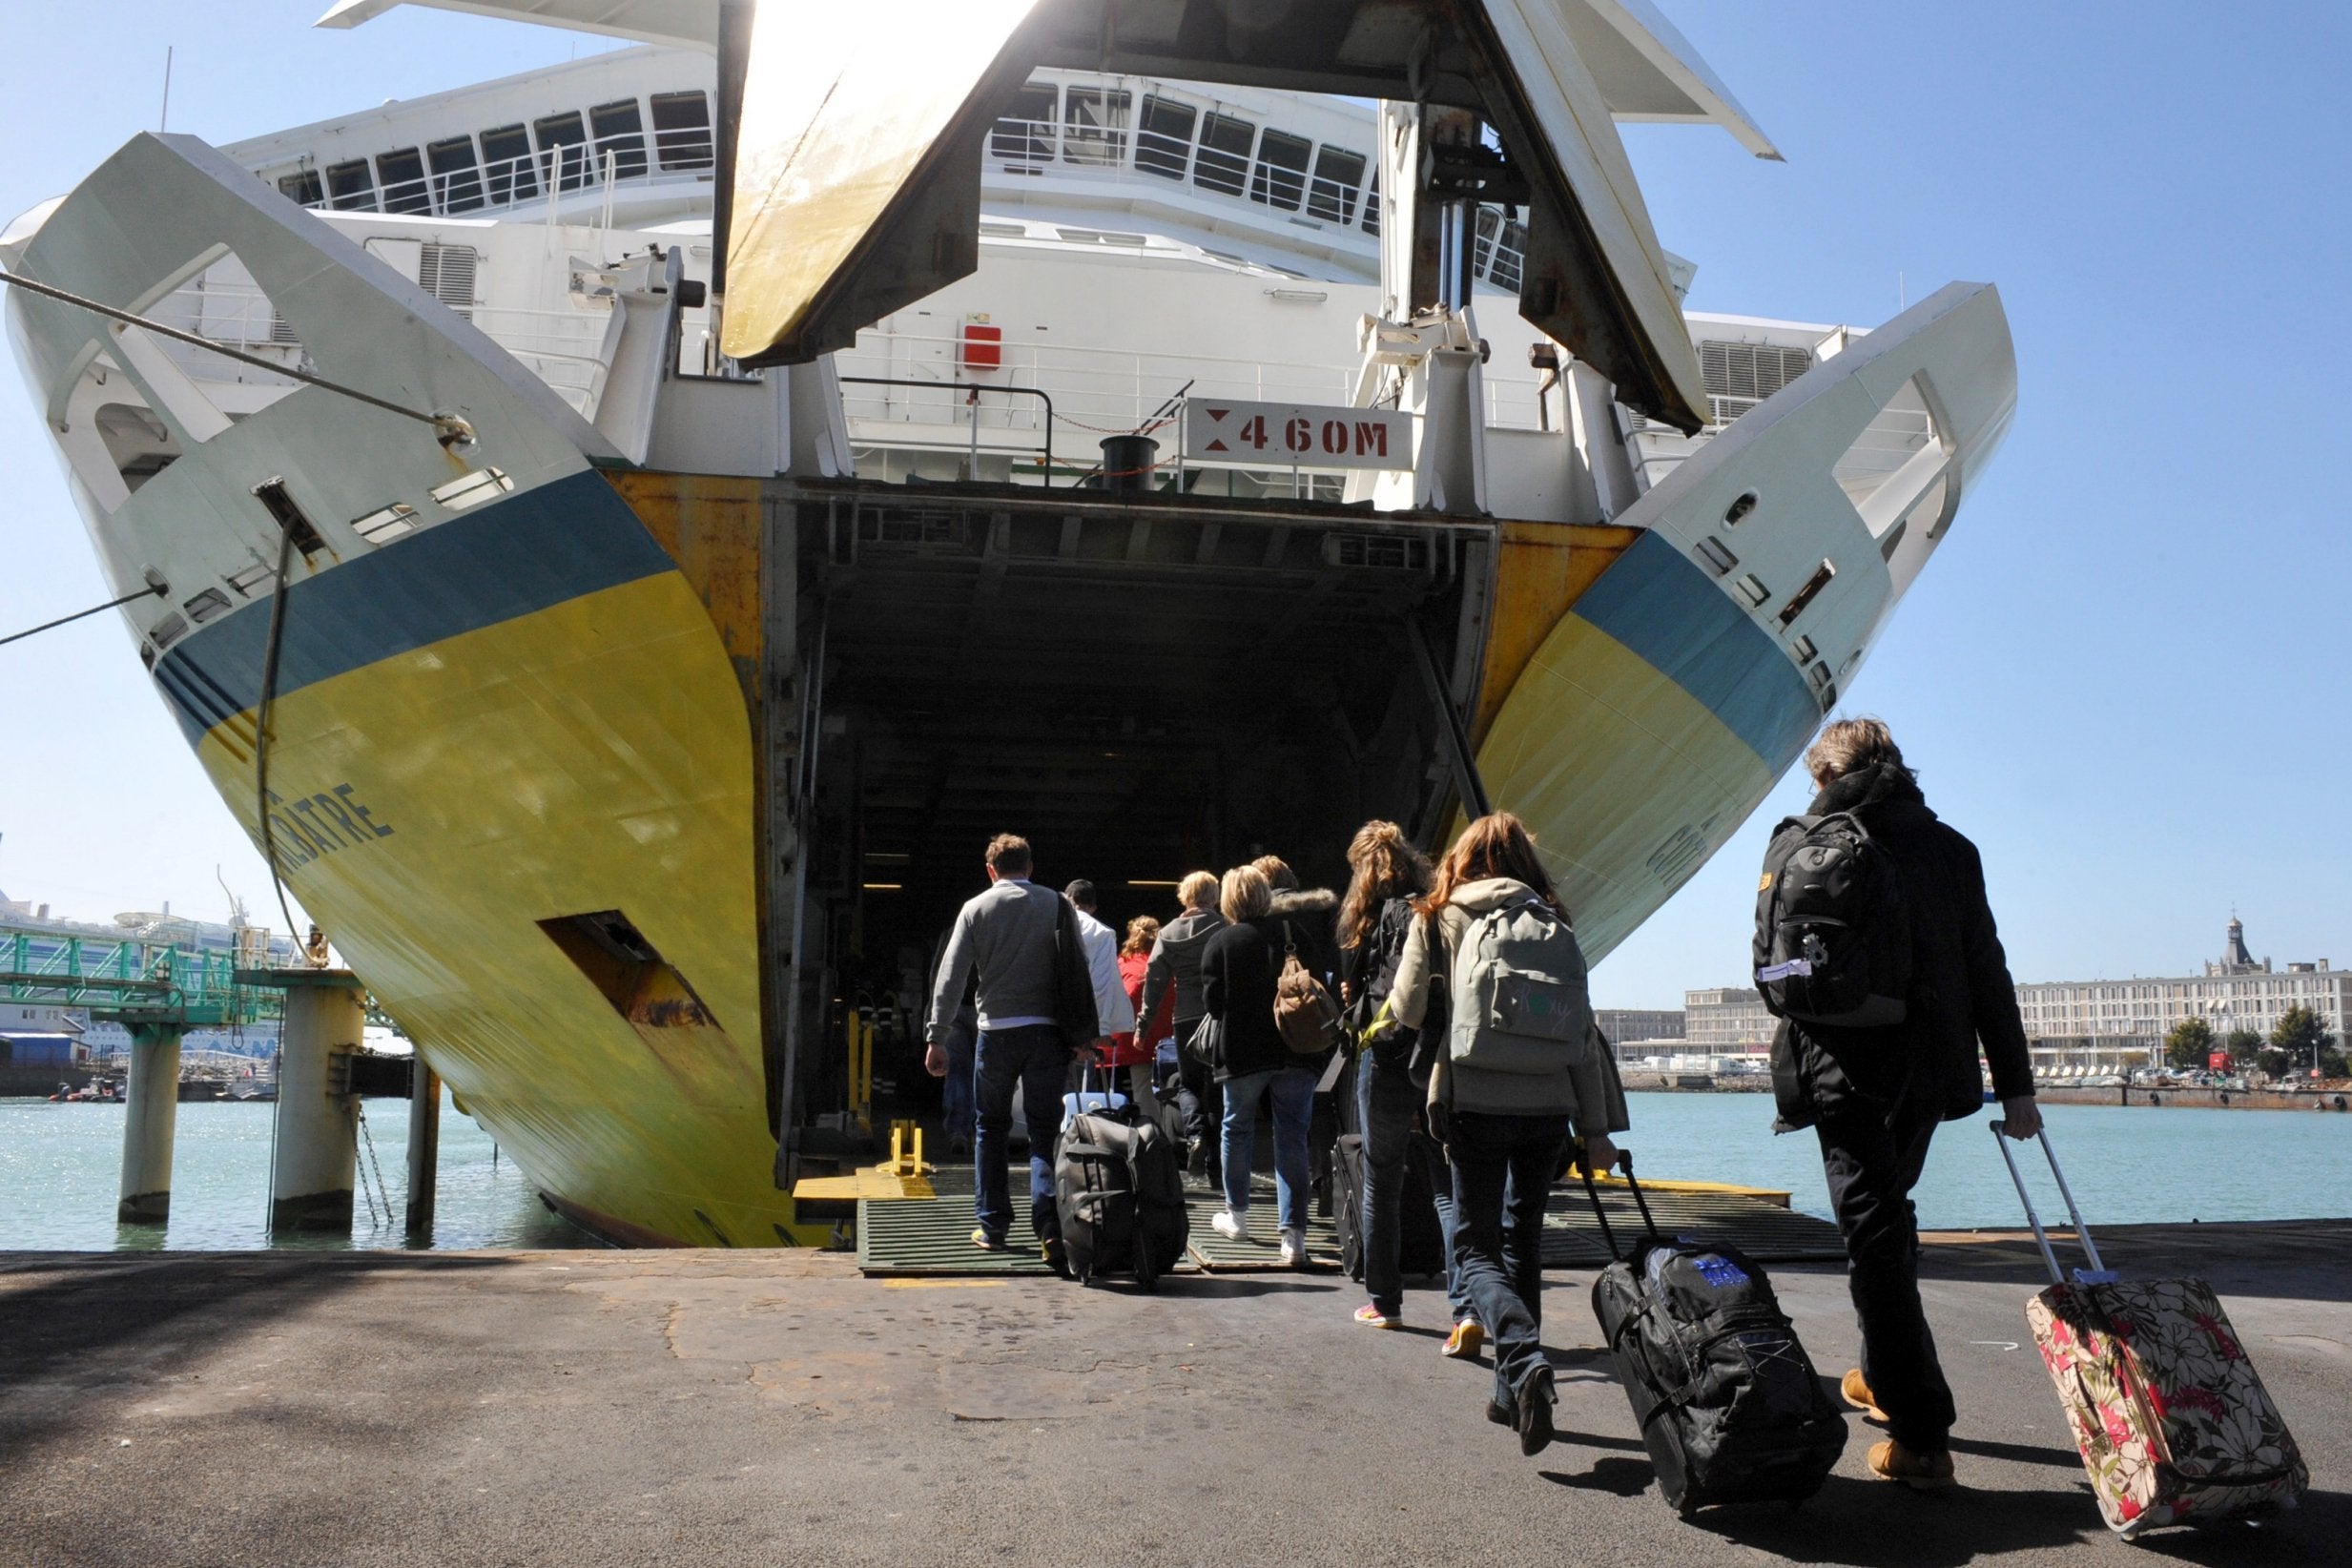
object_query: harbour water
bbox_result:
[3,1090,2345,1251]
[0,1088,588,1251]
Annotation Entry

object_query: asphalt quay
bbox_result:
[1,1222,2345,1567]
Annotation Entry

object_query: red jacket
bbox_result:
[1101,950,1175,1067]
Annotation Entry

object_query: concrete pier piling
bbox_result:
[114,1022,182,1224]
[264,972,365,1234]
[404,1059,440,1245]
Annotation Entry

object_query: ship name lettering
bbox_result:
[261,782,395,870]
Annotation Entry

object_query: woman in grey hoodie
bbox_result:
[1391,813,1623,1457]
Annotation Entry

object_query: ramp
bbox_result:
[855,1165,1844,1276]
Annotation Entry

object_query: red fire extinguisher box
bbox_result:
[960,320,1002,371]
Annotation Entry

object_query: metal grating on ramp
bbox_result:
[1543,1186,1847,1268]
[855,1164,1845,1277]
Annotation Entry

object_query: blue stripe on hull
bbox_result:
[1573,530,1821,768]
[151,469,671,746]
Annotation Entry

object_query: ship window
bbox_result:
[1249,130,1310,211]
[1777,560,1836,627]
[534,111,590,192]
[650,91,712,170]
[94,402,181,494]
[588,99,648,181]
[277,170,324,207]
[1062,88,1129,166]
[325,159,376,211]
[376,147,429,214]
[481,123,538,204]
[1307,146,1364,223]
[182,588,233,625]
[1195,113,1254,196]
[429,466,514,510]
[351,503,419,544]
[1136,96,1193,179]
[991,83,1057,165]
[427,136,485,214]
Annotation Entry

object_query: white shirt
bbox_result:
[1073,907,1137,1036]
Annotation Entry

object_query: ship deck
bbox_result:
[5,1221,2343,1566]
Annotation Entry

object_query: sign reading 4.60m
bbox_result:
[1183,400,1413,472]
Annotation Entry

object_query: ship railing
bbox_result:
[836,376,1057,483]
[299,133,701,220]
[836,328,1355,455]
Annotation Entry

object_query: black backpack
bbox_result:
[1347,898,1444,1080]
[1753,811,1909,1028]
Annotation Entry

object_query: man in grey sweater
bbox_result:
[927,834,1074,1263]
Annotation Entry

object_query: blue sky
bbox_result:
[0,4,2344,1003]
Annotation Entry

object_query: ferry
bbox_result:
[0,1,2015,1246]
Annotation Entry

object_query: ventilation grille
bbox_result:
[418,243,479,313]
[1701,340,1812,402]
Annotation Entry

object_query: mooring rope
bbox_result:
[0,582,167,650]
[0,268,474,447]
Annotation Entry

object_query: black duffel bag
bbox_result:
[1581,1152,1847,1514]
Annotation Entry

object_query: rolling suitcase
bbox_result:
[1991,1121,2307,1538]
[1333,1131,1448,1283]
[1582,1151,1847,1514]
[1054,1062,1188,1289]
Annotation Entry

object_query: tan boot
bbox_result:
[1841,1367,1889,1423]
[1867,1438,1956,1491]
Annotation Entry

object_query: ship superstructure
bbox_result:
[2,0,2013,1246]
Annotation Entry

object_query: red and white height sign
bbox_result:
[1182,400,1413,471]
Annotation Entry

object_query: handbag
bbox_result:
[1185,1013,1225,1070]
[1273,920,1340,1055]
[1050,895,1102,1051]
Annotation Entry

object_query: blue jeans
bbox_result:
[1449,1111,1572,1408]
[974,1024,1071,1244]
[1359,1057,1475,1321]
[1221,1066,1316,1232]
[941,1025,976,1147]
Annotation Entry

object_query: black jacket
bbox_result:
[1200,916,1304,1081]
[1768,758,2033,1128]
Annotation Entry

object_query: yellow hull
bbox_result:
[172,469,799,1247]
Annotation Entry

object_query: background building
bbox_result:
[1684,987,1773,1055]
[1596,1007,1684,1045]
[2015,918,2347,1069]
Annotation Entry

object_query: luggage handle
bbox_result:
[1988,1121,2115,1288]
[1573,1146,1660,1265]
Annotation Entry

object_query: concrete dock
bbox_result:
[2,1223,2344,1566]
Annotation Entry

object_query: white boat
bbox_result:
[0,1,2014,1246]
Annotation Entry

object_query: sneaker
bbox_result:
[970,1228,1006,1251]
[1211,1209,1247,1241]
[947,1136,972,1160]
[1279,1228,1307,1268]
[1486,1397,1514,1427]
[1353,1304,1400,1330]
[1040,1236,1070,1278]
[1441,1319,1485,1361]
[1514,1367,1557,1456]
[1842,1368,1889,1423]
[1867,1438,1956,1491]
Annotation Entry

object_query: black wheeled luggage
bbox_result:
[1054,1063,1188,1289]
[1582,1152,1847,1514]
[1333,1131,1448,1283]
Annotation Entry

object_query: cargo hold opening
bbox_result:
[774,482,1494,1147]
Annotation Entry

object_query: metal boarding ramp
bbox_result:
[850,1164,1845,1278]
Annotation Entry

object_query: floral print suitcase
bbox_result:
[1994,1124,2308,1538]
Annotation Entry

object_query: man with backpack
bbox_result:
[1756,718,2039,1489]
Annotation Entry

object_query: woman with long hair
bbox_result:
[1334,820,1465,1334]
[1108,915,1171,1112]
[1389,813,1624,1455]
[1199,864,1320,1266]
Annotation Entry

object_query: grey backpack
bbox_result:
[1449,896,1593,1074]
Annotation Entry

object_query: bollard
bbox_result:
[116,1022,183,1224]
[405,1057,442,1245]
[269,973,365,1234]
